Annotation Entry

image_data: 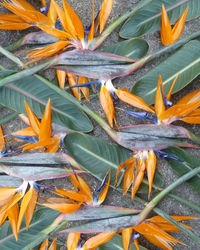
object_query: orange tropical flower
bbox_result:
[125,75,200,125]
[161,5,188,46]
[67,232,116,250]
[11,99,61,153]
[99,79,153,128]
[0,181,38,240]
[122,215,196,250]
[39,236,57,250]
[66,215,196,250]
[115,150,156,200]
[0,0,113,63]
[54,170,111,206]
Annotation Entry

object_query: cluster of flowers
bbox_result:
[0,0,199,249]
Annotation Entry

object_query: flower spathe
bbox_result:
[161,5,188,46]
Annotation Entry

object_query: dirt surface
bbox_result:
[0,0,200,249]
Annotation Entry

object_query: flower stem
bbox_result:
[138,166,200,223]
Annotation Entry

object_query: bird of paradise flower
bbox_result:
[41,169,111,211]
[113,74,200,199]
[66,215,196,250]
[10,99,61,153]
[161,4,188,46]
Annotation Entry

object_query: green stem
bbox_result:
[0,46,23,67]
[0,112,18,125]
[169,194,200,213]
[90,0,152,50]
[4,37,25,51]
[138,166,200,223]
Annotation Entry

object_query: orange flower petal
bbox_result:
[55,188,89,202]
[78,76,90,103]
[48,0,58,26]
[155,75,165,120]
[172,7,188,42]
[26,41,69,62]
[88,0,95,42]
[115,88,154,113]
[96,0,113,33]
[122,227,133,250]
[62,0,84,40]
[146,151,157,199]
[76,175,93,202]
[24,101,40,136]
[159,100,200,121]
[41,201,81,213]
[37,24,71,40]
[39,238,49,250]
[160,4,173,46]
[12,127,37,137]
[39,99,52,141]
[25,188,38,229]
[176,89,200,105]
[67,233,81,250]
[166,74,179,101]
[131,159,145,199]
[0,125,5,153]
[67,73,81,101]
[99,85,115,128]
[56,70,67,89]
[7,202,19,240]
[123,165,134,197]
[83,232,116,249]
[48,236,57,250]
[115,158,135,185]
[98,169,111,204]
[17,187,35,231]
[0,187,17,207]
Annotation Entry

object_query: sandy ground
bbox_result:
[0,0,200,249]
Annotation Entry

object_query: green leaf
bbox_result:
[131,40,200,104]
[165,147,200,193]
[0,70,93,132]
[0,207,59,250]
[99,234,147,250]
[101,38,149,59]
[120,0,200,38]
[64,133,164,193]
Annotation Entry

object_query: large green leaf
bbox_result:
[101,38,149,59]
[64,133,164,193]
[0,207,59,250]
[0,70,92,132]
[120,0,200,38]
[99,234,147,250]
[131,40,200,104]
[165,147,200,193]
